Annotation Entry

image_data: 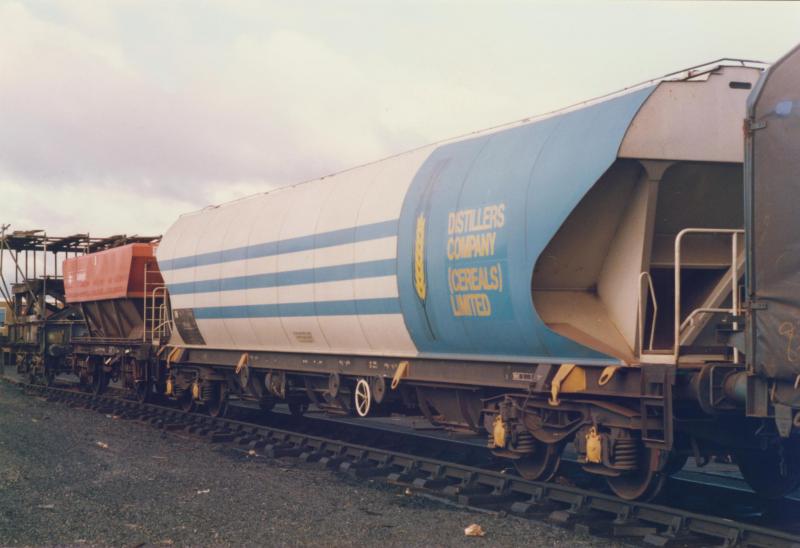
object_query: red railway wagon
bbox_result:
[63,242,168,397]
[63,243,160,304]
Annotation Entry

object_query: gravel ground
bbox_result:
[0,380,620,547]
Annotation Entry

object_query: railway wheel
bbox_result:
[735,438,800,499]
[289,401,308,417]
[662,452,689,476]
[135,380,151,403]
[179,390,196,413]
[605,448,665,501]
[514,441,562,482]
[43,364,56,387]
[92,366,109,395]
[353,378,372,417]
[78,373,91,392]
[207,384,228,418]
[258,398,276,412]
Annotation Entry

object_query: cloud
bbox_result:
[0,178,195,236]
[0,5,518,243]
[0,0,799,238]
[0,4,427,213]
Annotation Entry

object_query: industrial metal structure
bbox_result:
[0,227,159,384]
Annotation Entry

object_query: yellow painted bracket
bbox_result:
[560,366,586,393]
[598,365,620,386]
[549,363,576,406]
[585,426,602,463]
[492,415,507,448]
[166,347,184,369]
[235,352,249,374]
[391,361,410,390]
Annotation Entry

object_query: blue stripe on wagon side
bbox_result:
[193,297,401,319]
[159,219,398,271]
[168,258,396,295]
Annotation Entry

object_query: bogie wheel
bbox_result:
[207,384,228,418]
[78,373,92,392]
[353,378,372,417]
[289,401,308,417]
[259,398,276,413]
[179,391,196,413]
[736,438,800,499]
[605,449,665,501]
[514,441,563,482]
[43,365,56,387]
[135,380,151,403]
[92,366,109,395]
[662,452,689,476]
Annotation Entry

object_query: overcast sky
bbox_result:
[1,1,798,237]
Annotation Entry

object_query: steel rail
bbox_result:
[4,378,799,547]
[11,373,790,498]
[3,378,800,547]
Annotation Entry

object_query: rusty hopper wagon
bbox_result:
[63,241,166,398]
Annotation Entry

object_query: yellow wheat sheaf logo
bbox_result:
[414,215,427,301]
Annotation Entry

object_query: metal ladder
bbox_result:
[640,365,674,448]
[143,262,171,344]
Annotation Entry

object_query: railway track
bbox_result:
[5,376,799,548]
[227,400,800,533]
[232,400,800,506]
[17,371,790,505]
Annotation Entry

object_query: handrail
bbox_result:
[674,228,744,362]
[143,263,150,343]
[637,271,658,355]
[143,262,172,343]
[154,303,171,340]
[679,307,738,333]
[149,286,170,342]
